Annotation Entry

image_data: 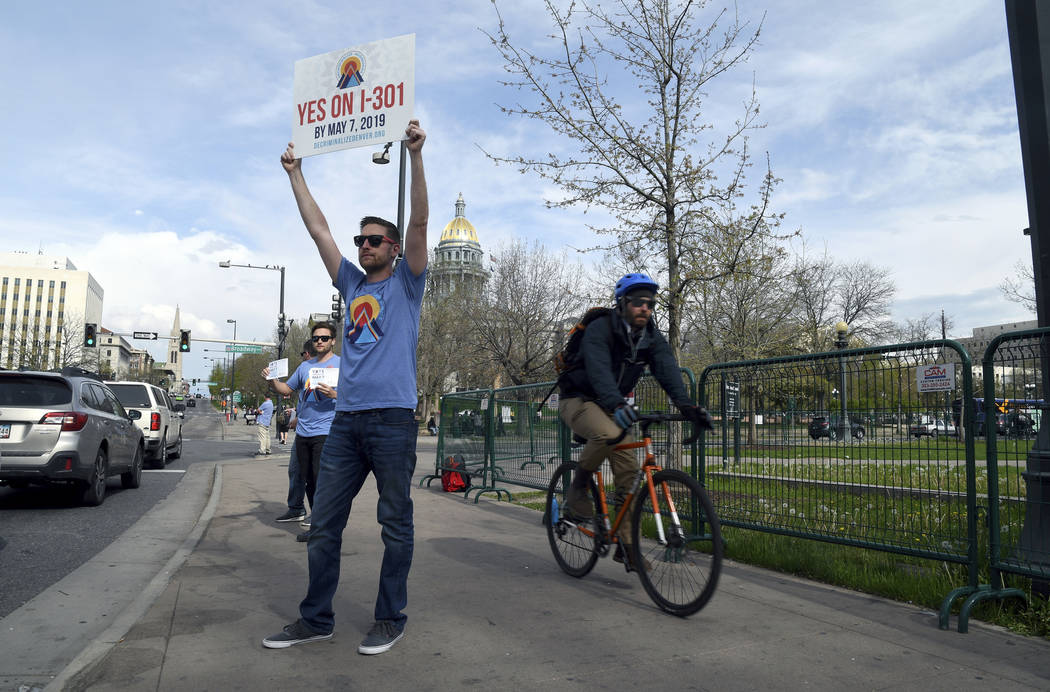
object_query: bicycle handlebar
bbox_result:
[608,412,702,446]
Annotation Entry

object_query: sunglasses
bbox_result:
[353,234,395,248]
[311,335,334,343]
[627,296,656,309]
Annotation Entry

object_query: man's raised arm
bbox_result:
[402,120,429,277]
[281,142,343,282]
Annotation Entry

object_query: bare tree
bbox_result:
[468,239,587,385]
[5,310,91,371]
[999,258,1036,314]
[684,233,796,367]
[417,268,477,418]
[485,0,788,357]
[790,251,895,350]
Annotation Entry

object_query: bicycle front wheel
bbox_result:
[631,468,722,616]
[546,461,601,578]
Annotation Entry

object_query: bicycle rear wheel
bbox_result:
[546,461,601,578]
[631,468,722,616]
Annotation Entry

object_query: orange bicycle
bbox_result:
[545,413,722,616]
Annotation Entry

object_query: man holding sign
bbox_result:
[262,322,340,540]
[263,118,428,655]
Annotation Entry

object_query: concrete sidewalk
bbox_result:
[61,451,1050,691]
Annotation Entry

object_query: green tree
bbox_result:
[486,0,786,356]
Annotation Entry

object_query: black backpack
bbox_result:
[537,307,613,412]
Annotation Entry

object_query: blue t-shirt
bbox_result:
[285,354,340,436]
[334,258,426,411]
[257,399,274,427]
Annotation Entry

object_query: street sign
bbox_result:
[226,344,265,354]
[916,363,955,392]
[233,391,242,403]
[132,331,158,340]
[723,381,740,418]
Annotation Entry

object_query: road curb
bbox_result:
[45,464,224,692]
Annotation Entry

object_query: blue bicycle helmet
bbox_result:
[614,273,659,301]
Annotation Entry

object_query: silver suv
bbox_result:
[106,381,183,468]
[0,368,145,505]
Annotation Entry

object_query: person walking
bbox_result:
[263,119,428,655]
[274,339,319,525]
[263,325,339,539]
[255,395,274,456]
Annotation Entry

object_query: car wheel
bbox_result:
[151,437,168,469]
[81,449,108,506]
[121,444,143,489]
[169,432,182,460]
[853,429,865,440]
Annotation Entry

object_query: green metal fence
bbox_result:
[430,338,1050,633]
[425,372,696,502]
[949,327,1050,630]
[697,340,981,627]
[424,388,505,501]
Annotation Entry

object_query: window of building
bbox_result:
[37,280,43,288]
[60,281,66,289]
[13,279,19,286]
[49,280,55,288]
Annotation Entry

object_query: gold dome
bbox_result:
[438,193,481,247]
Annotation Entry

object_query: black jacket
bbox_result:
[557,312,692,413]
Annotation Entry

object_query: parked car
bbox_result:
[808,415,865,440]
[909,418,957,438]
[0,368,145,505]
[106,381,183,468]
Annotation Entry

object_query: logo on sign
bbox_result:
[923,366,949,380]
[337,51,366,89]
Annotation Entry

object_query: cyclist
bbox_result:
[557,272,713,571]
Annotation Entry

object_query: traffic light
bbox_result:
[331,294,343,322]
[179,330,191,352]
[83,323,97,348]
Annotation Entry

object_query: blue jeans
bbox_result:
[286,443,305,514]
[299,409,417,633]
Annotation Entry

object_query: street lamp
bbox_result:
[227,319,237,407]
[218,261,287,358]
[372,140,407,244]
[835,321,849,441]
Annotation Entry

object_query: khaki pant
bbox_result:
[256,423,271,454]
[559,397,638,543]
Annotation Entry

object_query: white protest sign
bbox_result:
[293,34,415,158]
[266,358,289,380]
[916,363,956,392]
[310,367,340,388]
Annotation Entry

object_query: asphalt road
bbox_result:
[0,403,255,619]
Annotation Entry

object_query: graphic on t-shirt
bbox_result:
[347,294,384,344]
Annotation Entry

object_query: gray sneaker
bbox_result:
[564,486,594,519]
[276,509,306,523]
[358,620,404,655]
[262,619,332,649]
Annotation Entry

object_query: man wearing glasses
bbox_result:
[263,323,340,541]
[556,273,713,571]
[264,120,428,655]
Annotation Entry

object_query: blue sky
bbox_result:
[0,1,1035,384]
